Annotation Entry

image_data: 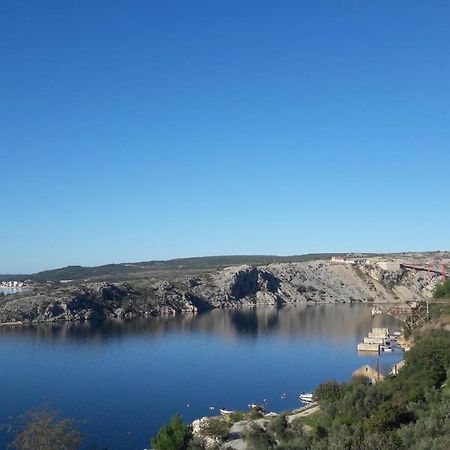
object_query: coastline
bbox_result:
[0,257,438,327]
[0,299,411,327]
[188,328,407,449]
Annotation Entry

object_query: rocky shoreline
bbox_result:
[190,402,321,450]
[0,258,439,326]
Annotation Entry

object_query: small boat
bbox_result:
[299,393,315,404]
[382,346,393,352]
[220,409,235,415]
[208,406,215,410]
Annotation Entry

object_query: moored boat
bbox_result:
[299,393,315,404]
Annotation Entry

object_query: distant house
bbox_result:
[352,364,384,384]
[331,256,356,265]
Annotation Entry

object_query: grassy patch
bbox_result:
[295,411,323,429]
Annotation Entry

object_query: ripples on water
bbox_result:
[0,304,402,449]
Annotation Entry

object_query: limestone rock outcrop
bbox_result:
[0,259,439,325]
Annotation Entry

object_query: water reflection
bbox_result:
[0,304,401,344]
[0,287,25,295]
[0,304,403,449]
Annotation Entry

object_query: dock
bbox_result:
[357,342,380,352]
[357,327,391,353]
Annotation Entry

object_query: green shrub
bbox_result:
[434,279,450,299]
[201,418,230,441]
[229,412,245,423]
[315,381,344,403]
[249,410,264,420]
[243,423,274,450]
[266,415,289,441]
[151,414,192,450]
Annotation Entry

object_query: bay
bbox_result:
[0,304,402,449]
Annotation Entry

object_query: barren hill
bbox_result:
[1,253,448,325]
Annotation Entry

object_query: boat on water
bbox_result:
[220,409,235,415]
[299,393,315,404]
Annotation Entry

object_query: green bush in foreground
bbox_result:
[151,414,192,450]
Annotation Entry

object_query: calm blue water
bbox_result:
[0,304,402,449]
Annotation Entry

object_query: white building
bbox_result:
[331,256,356,265]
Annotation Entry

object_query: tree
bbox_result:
[151,414,192,450]
[8,409,83,450]
[314,381,344,404]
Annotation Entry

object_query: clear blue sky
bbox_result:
[1,1,449,273]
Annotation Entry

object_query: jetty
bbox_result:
[357,327,390,353]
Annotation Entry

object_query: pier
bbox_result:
[357,327,397,353]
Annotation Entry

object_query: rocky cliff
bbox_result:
[0,259,441,325]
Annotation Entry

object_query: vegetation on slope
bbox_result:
[14,254,341,282]
[434,279,450,299]
[309,329,450,449]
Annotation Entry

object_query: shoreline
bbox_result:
[189,327,407,449]
[0,300,412,328]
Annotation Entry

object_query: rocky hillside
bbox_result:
[0,256,445,325]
